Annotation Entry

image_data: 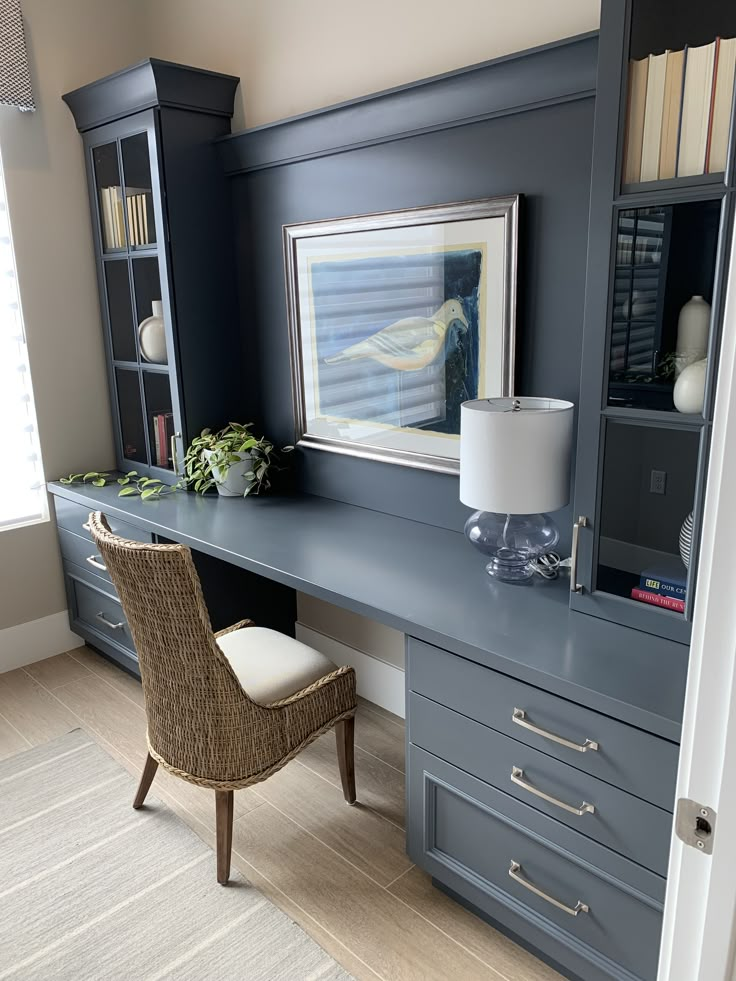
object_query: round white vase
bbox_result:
[673,358,707,414]
[675,295,710,376]
[138,300,168,364]
[203,449,254,497]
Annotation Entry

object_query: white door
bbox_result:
[658,219,736,980]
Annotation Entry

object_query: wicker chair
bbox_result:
[88,512,357,884]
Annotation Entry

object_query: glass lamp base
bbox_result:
[464,511,560,584]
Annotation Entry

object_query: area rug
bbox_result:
[0,729,351,980]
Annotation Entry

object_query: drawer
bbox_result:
[408,637,679,811]
[410,692,672,876]
[59,527,113,585]
[409,744,664,981]
[66,568,136,655]
[53,496,151,545]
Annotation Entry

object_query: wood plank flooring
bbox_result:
[0,647,561,981]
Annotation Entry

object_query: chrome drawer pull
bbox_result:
[509,860,589,916]
[82,521,91,531]
[511,766,595,816]
[86,555,107,572]
[95,611,123,631]
[512,708,599,753]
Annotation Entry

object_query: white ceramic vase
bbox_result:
[138,300,168,364]
[673,358,707,414]
[203,449,253,497]
[675,295,710,377]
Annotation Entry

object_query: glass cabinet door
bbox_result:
[90,117,180,478]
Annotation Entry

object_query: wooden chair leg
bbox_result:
[215,790,234,885]
[132,753,159,809]
[335,717,356,804]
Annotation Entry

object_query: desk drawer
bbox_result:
[54,496,151,545]
[59,528,113,585]
[409,744,664,981]
[408,638,678,810]
[67,569,136,654]
[410,692,672,876]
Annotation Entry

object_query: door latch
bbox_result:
[675,798,716,854]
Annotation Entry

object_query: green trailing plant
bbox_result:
[182,422,292,497]
[60,470,180,500]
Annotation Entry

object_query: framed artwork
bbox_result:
[283,196,519,474]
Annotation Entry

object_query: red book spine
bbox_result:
[156,413,167,467]
[631,587,685,612]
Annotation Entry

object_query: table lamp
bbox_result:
[459,397,574,583]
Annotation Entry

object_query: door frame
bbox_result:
[659,215,736,980]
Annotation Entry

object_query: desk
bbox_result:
[49,480,686,981]
[49,481,687,741]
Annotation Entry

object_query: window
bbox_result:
[0,152,46,530]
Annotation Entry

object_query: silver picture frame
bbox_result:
[283,195,519,475]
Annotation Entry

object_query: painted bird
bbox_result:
[323,298,469,372]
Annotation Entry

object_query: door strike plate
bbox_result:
[675,798,716,854]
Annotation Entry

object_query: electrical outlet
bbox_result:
[650,469,667,495]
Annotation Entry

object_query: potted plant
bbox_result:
[183,422,290,497]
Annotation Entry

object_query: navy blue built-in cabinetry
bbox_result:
[54,31,696,981]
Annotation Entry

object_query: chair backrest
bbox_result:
[88,511,255,782]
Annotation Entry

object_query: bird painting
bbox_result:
[323,299,469,372]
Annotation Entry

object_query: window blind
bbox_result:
[0,0,35,112]
[0,151,46,529]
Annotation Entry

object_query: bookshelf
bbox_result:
[572,0,736,643]
[63,61,241,482]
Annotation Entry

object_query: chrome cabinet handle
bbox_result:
[86,555,107,572]
[171,431,182,475]
[509,861,589,916]
[512,708,599,753]
[570,515,588,593]
[511,766,595,816]
[95,611,123,630]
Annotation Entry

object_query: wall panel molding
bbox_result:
[218,33,598,175]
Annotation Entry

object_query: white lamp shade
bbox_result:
[459,397,574,514]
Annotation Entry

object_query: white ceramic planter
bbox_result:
[202,449,254,497]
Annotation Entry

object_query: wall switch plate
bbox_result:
[650,470,667,495]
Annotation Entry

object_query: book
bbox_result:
[99,187,114,249]
[678,41,717,176]
[707,37,736,172]
[639,571,686,600]
[640,51,669,182]
[631,587,685,612]
[623,57,649,185]
[659,49,686,179]
[126,195,137,247]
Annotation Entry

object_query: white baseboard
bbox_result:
[0,612,82,673]
[296,623,405,719]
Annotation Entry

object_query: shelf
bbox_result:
[602,405,705,427]
[617,172,726,205]
[112,359,170,374]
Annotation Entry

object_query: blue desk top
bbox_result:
[49,481,688,742]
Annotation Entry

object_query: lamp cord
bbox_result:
[532,552,572,580]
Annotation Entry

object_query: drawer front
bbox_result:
[59,527,113,585]
[410,693,672,876]
[409,744,664,981]
[67,569,136,654]
[408,637,678,810]
[54,496,151,545]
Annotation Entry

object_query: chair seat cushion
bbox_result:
[216,626,338,704]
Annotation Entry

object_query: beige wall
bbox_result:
[148,0,599,129]
[0,0,148,632]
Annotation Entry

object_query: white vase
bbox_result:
[138,300,168,364]
[673,358,707,414]
[203,449,253,497]
[675,295,710,377]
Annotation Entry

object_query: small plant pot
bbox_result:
[202,450,254,497]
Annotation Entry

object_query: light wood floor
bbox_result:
[0,647,561,981]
